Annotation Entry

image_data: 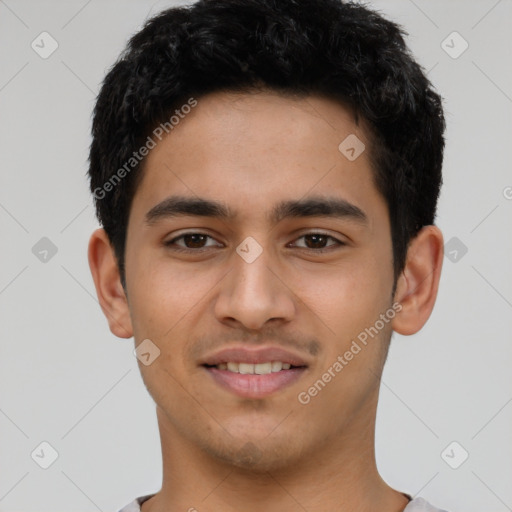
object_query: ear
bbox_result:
[88,228,133,338]
[391,225,444,336]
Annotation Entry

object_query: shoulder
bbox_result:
[116,493,156,512]
[404,497,450,512]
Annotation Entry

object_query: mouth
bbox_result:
[203,361,304,373]
[203,361,306,399]
[199,346,310,399]
[202,360,308,399]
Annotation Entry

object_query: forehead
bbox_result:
[129,90,384,227]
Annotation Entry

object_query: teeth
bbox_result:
[271,361,282,372]
[239,363,254,374]
[255,362,271,374]
[214,361,294,373]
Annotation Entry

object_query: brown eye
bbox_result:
[165,232,222,251]
[303,234,330,249]
[290,232,344,252]
[179,234,208,248]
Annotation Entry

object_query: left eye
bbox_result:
[165,232,344,252]
[290,233,343,251]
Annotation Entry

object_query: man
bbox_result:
[87,0,448,510]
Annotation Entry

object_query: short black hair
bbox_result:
[88,0,445,288]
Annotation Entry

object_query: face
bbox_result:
[123,90,397,471]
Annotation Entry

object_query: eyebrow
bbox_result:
[145,194,368,226]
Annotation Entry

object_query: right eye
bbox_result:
[164,232,224,252]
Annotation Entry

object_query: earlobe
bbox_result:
[88,228,133,339]
[391,225,444,336]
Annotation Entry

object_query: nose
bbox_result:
[213,244,296,331]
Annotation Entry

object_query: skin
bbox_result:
[88,90,443,512]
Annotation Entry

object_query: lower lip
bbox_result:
[203,366,307,399]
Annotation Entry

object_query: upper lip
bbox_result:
[200,346,309,367]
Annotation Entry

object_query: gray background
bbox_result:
[1,0,511,511]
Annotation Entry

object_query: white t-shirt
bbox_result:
[117,493,450,511]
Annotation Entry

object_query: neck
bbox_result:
[142,397,410,512]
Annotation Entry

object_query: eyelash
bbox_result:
[164,231,345,254]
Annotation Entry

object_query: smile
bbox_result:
[203,363,307,398]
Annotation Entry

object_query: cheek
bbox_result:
[303,253,389,325]
[126,252,220,339]
[294,256,394,372]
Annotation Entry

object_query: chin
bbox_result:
[201,435,302,473]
